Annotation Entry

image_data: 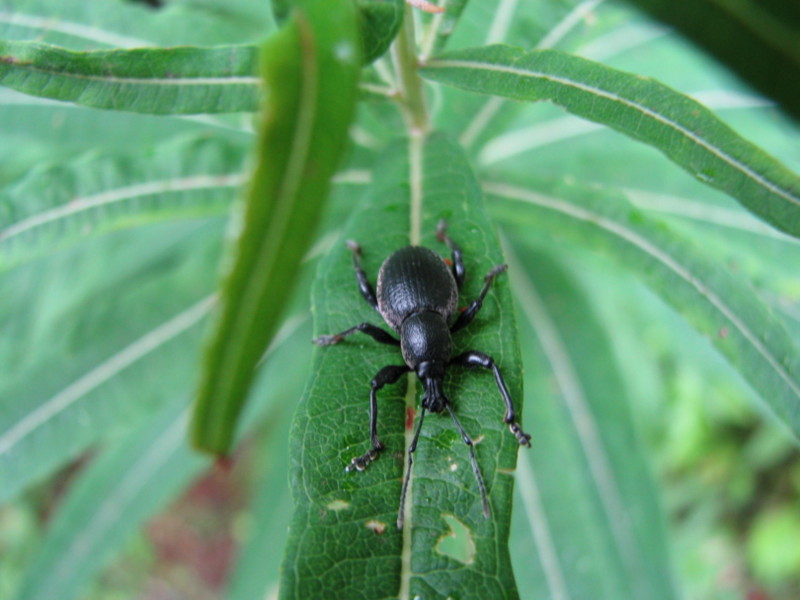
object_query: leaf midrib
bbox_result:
[1,173,247,241]
[398,133,425,600]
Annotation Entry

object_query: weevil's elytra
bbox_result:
[313,220,531,530]
[377,246,459,329]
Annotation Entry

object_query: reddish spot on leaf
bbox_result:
[214,455,235,472]
[406,406,416,430]
[719,325,729,339]
[365,519,387,535]
[459,306,467,313]
[444,258,452,266]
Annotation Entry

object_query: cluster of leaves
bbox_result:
[0,0,799,599]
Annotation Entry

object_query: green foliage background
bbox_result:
[0,0,799,599]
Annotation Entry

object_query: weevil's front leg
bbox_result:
[450,264,507,333]
[450,350,531,446]
[347,364,410,473]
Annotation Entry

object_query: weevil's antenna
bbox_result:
[397,407,427,530]
[446,404,491,519]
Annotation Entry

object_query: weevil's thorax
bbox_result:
[376,246,458,330]
[399,311,453,373]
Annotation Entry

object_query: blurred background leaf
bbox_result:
[621,0,800,123]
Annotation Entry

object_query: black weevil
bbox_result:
[314,221,531,529]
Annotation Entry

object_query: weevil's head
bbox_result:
[399,311,453,414]
[419,365,448,413]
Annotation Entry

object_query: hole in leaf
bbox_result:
[435,513,476,565]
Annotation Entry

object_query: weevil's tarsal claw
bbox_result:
[509,422,532,447]
[345,444,384,472]
[313,334,342,346]
[345,239,361,255]
[485,263,508,281]
[435,219,448,241]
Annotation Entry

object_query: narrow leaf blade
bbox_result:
[0,136,246,271]
[421,46,800,238]
[507,244,678,600]
[0,41,260,114]
[191,0,361,454]
[281,132,525,599]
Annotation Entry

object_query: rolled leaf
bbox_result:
[191,0,361,454]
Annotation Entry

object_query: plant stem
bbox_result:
[391,5,429,135]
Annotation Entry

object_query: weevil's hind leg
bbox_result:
[446,403,491,519]
[436,220,465,290]
[397,406,427,530]
[450,263,507,333]
[450,350,532,447]
[313,322,400,346]
[347,364,410,473]
[346,240,379,312]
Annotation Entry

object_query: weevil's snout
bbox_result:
[422,375,448,413]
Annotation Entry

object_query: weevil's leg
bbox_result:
[436,220,465,290]
[450,263,507,333]
[347,364,410,473]
[450,350,532,447]
[313,322,399,346]
[446,403,490,519]
[397,406,427,530]
[346,240,379,312]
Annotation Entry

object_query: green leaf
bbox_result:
[0,0,274,48]
[485,177,800,440]
[281,132,525,599]
[191,0,361,455]
[0,40,260,114]
[0,135,247,271]
[10,399,204,600]
[225,405,295,600]
[421,46,800,238]
[624,0,800,122]
[425,0,470,55]
[506,244,678,600]
[10,312,312,600]
[272,0,403,63]
[356,0,404,63]
[0,223,220,503]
